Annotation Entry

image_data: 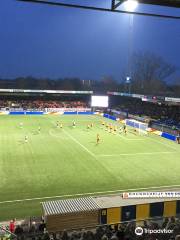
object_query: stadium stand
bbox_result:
[109,96,180,136]
[110,97,179,126]
[0,97,179,126]
[0,93,179,239]
[0,100,88,110]
[1,216,180,240]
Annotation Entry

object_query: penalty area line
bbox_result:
[98,151,175,157]
[49,124,96,158]
[1,184,180,204]
[62,129,96,158]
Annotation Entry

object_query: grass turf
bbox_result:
[0,114,179,221]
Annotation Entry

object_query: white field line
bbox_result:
[62,129,96,158]
[55,120,99,122]
[51,117,96,124]
[98,151,175,157]
[116,133,130,140]
[150,136,179,151]
[1,184,180,204]
[49,126,96,158]
[102,128,143,141]
[49,129,59,138]
[116,134,144,141]
[49,129,68,140]
[124,138,144,141]
[28,144,34,155]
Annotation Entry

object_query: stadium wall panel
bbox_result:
[161,132,176,141]
[103,113,109,118]
[121,205,136,222]
[46,211,99,232]
[100,209,107,224]
[4,111,95,115]
[77,112,94,115]
[9,111,25,115]
[163,201,176,217]
[176,200,180,215]
[150,202,164,217]
[107,208,121,224]
[26,112,44,115]
[103,113,117,121]
[63,112,78,114]
[136,204,150,220]
[109,115,116,121]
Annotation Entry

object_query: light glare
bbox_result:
[124,0,138,12]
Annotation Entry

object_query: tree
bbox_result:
[170,78,180,97]
[130,51,176,94]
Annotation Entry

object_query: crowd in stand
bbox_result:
[0,100,88,110]
[0,98,179,128]
[114,98,180,128]
[1,216,180,240]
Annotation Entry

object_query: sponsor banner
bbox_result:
[132,94,144,99]
[0,110,94,115]
[151,130,162,136]
[0,89,93,94]
[9,108,44,112]
[46,108,91,112]
[156,96,165,101]
[123,192,180,199]
[107,92,167,102]
[0,111,9,115]
[107,92,132,97]
[165,97,180,103]
[111,109,127,116]
[94,112,104,116]
[46,112,63,115]
[2,108,91,113]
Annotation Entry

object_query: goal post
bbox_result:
[125,119,148,135]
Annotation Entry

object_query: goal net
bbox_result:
[125,119,148,135]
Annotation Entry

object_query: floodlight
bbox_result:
[124,0,138,12]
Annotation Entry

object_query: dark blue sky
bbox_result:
[0,0,180,82]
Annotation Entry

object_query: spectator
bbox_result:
[14,225,23,235]
[61,230,69,240]
[39,220,46,232]
[9,219,15,233]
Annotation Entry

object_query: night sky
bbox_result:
[0,0,180,82]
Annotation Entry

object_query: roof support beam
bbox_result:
[17,0,180,19]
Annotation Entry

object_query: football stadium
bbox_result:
[0,0,180,240]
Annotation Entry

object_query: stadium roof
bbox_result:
[42,197,100,216]
[17,0,180,19]
[42,194,180,216]
[0,89,93,94]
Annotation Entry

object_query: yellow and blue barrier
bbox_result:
[100,200,180,225]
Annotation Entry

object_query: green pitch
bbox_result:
[0,115,179,221]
